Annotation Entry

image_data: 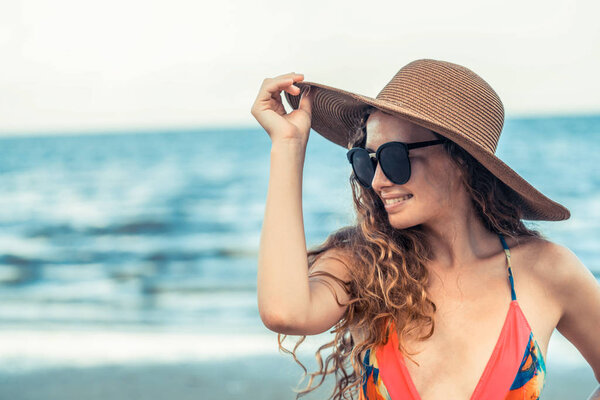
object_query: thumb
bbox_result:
[298,86,312,118]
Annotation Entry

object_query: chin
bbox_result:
[387,216,418,229]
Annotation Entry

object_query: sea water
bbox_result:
[0,114,597,373]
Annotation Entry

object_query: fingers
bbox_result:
[251,73,304,116]
[267,74,304,96]
[251,72,305,119]
[274,71,303,81]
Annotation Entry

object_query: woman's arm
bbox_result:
[547,242,600,382]
[257,140,351,334]
[251,76,351,334]
[257,139,312,328]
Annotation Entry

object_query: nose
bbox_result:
[370,162,394,192]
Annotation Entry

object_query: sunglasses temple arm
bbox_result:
[406,139,447,150]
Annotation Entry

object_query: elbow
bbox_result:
[260,311,288,333]
[259,306,305,334]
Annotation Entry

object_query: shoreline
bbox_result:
[0,326,597,399]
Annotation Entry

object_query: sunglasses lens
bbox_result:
[350,150,375,187]
[380,144,410,184]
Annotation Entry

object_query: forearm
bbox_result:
[257,139,311,326]
[587,384,600,400]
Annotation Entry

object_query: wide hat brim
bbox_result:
[284,77,570,222]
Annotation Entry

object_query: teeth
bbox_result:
[384,195,412,205]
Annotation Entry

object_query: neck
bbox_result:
[419,207,500,272]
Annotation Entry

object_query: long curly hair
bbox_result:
[277,106,545,400]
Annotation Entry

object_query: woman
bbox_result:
[250,59,600,400]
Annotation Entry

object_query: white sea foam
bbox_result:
[0,326,591,376]
[0,327,327,374]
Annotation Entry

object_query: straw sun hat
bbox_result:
[283,58,570,221]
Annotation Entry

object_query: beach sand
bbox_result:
[0,353,597,400]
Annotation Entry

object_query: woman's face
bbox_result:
[364,109,465,229]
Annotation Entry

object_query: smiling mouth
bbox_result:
[383,194,413,211]
[383,194,413,205]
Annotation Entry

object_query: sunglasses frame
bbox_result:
[346,138,448,188]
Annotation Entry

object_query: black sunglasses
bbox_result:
[346,139,448,188]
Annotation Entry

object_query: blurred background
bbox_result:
[0,0,598,399]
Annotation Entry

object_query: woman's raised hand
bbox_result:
[250,72,312,146]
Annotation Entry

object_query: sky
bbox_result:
[0,0,599,136]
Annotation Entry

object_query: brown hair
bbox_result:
[277,106,545,400]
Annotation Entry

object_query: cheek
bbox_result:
[412,158,457,204]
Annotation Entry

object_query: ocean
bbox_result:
[0,115,598,381]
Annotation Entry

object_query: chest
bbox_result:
[352,261,561,399]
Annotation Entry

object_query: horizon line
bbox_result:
[0,110,599,139]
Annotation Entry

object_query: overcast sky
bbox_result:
[0,0,598,136]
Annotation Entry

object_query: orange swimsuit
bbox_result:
[360,233,547,400]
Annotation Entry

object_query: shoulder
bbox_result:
[508,237,579,309]
[523,238,590,292]
[524,238,599,320]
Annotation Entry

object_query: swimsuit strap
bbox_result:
[498,233,517,301]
